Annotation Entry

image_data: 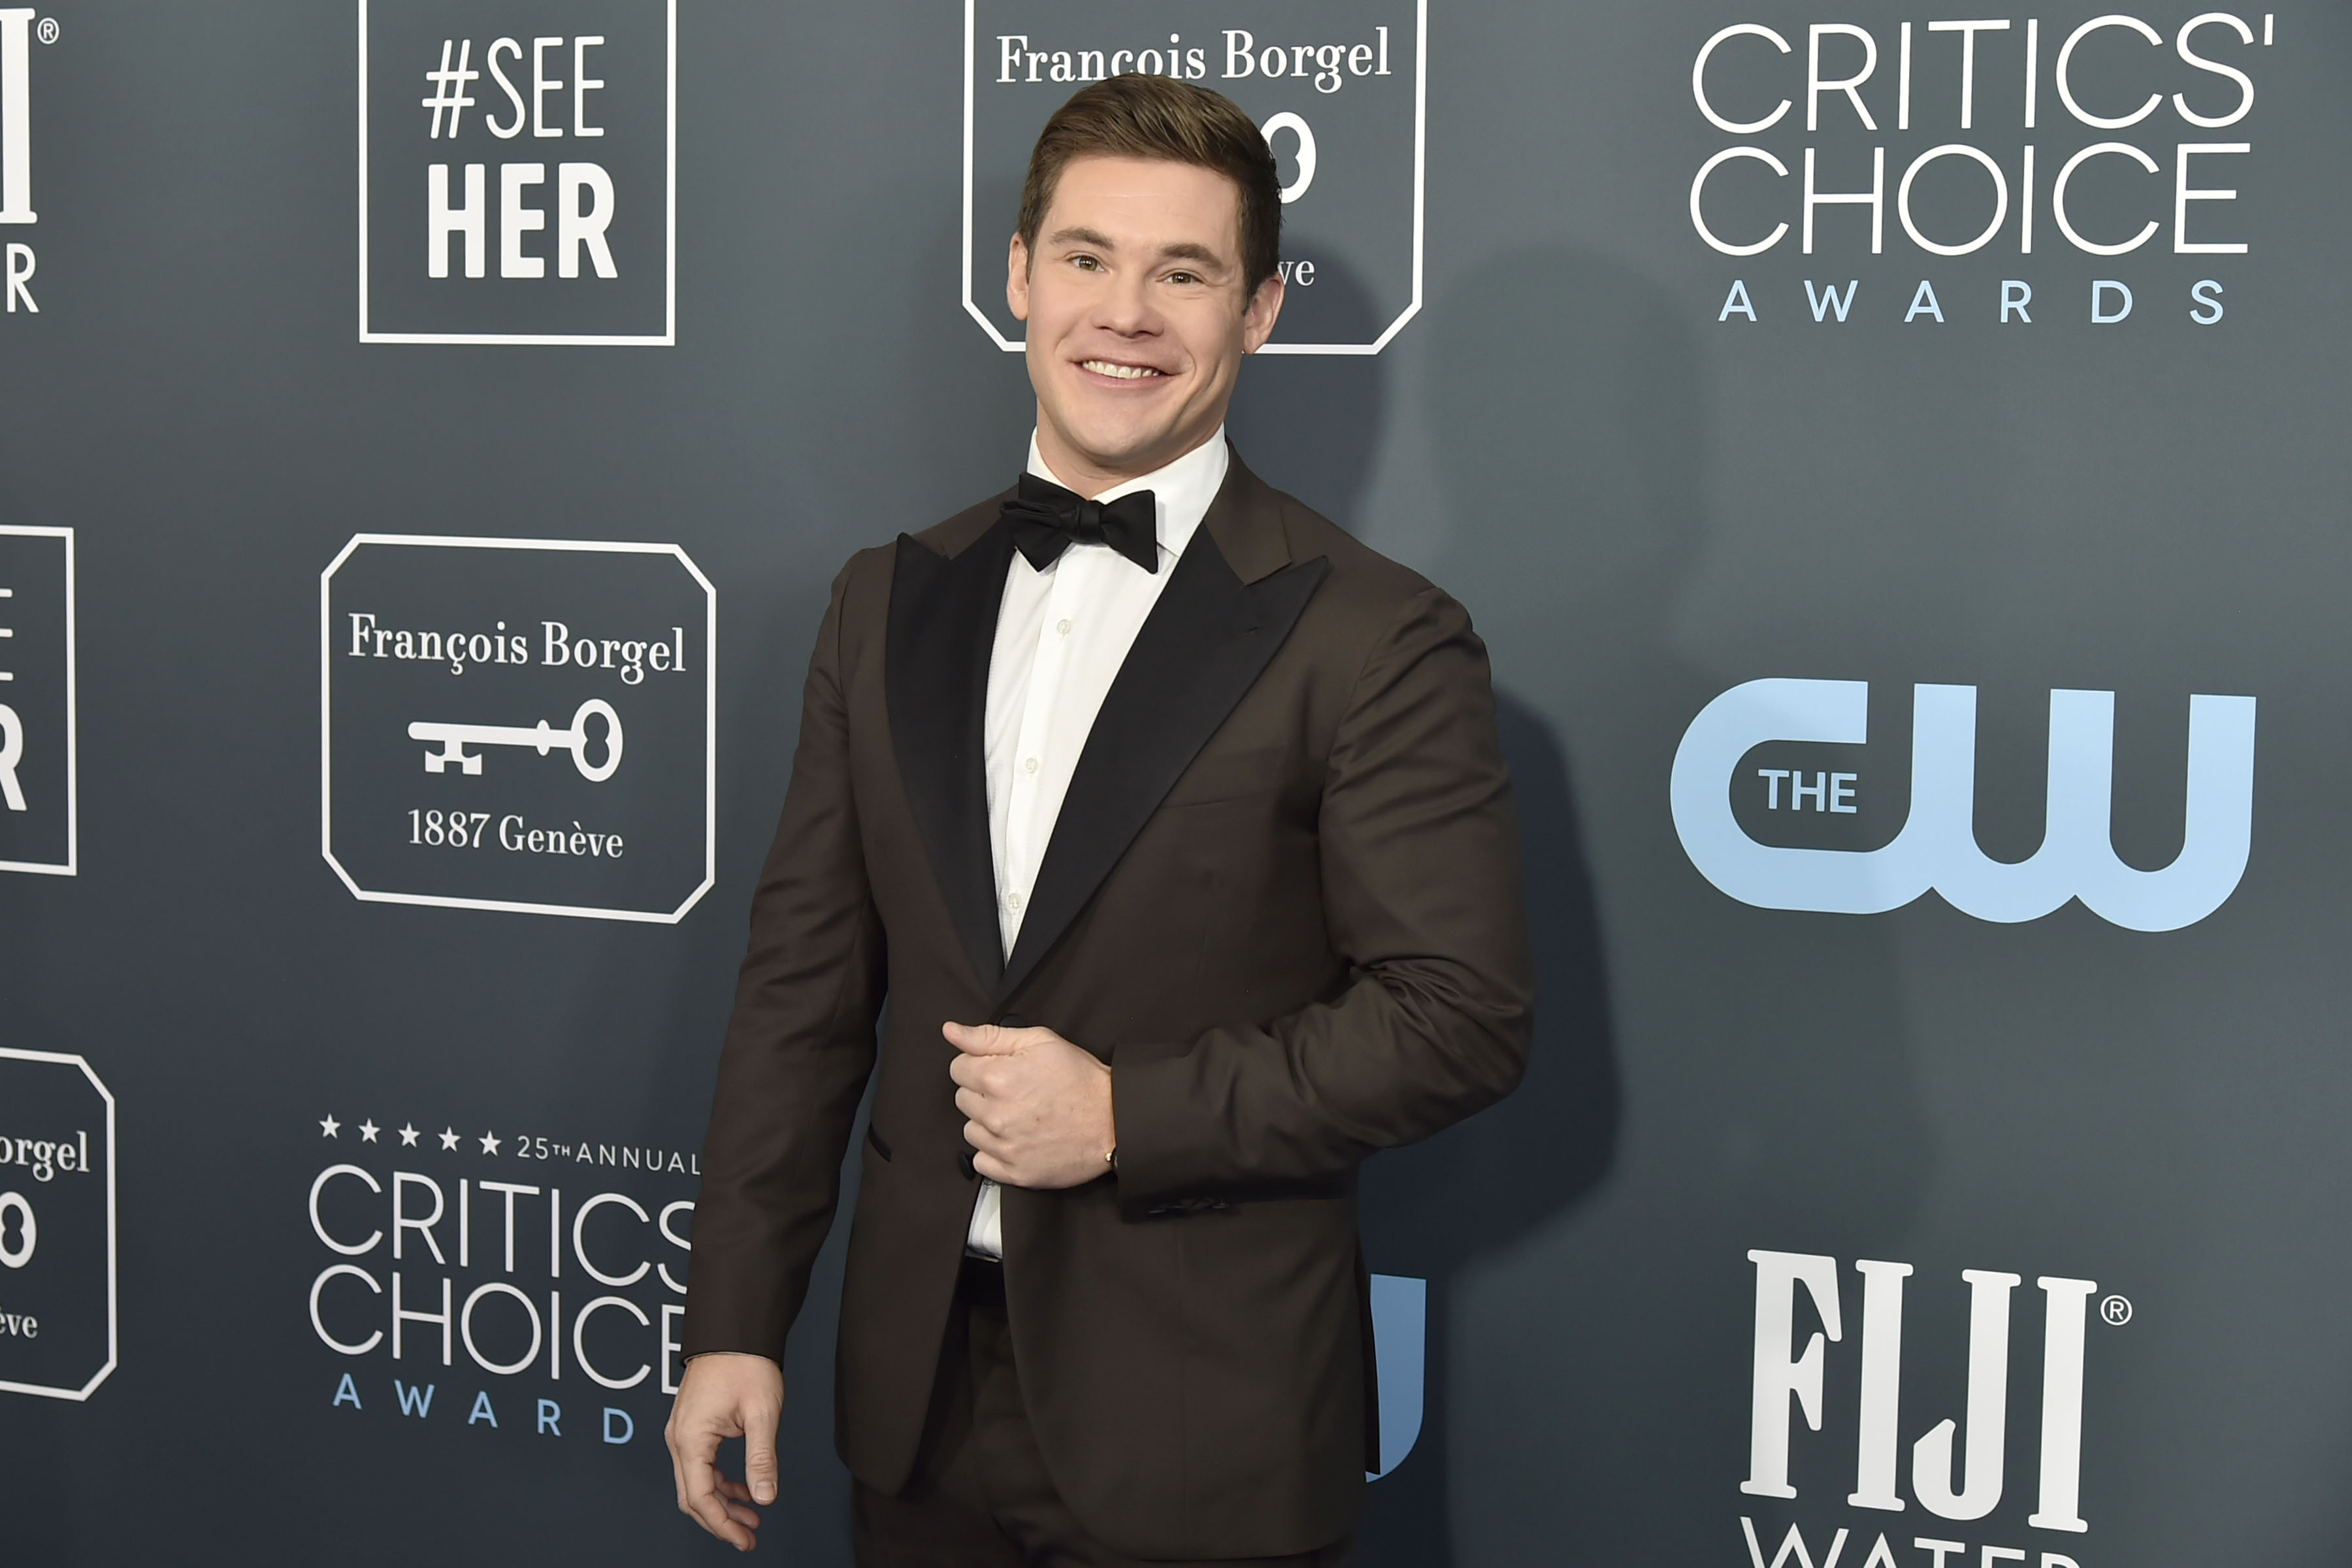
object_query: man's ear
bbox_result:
[1006,233,1032,323]
[1240,272,1286,353]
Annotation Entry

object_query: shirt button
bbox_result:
[1057,619,1073,635]
[1005,890,1024,912]
[1022,757,1040,775]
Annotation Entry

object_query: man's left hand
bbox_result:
[945,1021,1115,1188]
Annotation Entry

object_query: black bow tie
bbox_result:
[1000,473,1160,574]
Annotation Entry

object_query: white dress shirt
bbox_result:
[964,427,1231,1260]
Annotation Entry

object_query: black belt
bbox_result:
[958,1254,1005,1305]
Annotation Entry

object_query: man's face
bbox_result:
[1008,155,1283,489]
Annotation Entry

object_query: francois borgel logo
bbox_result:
[321,534,715,923]
[359,0,675,344]
[964,0,1426,353]
[1671,678,2255,931]
[0,1047,116,1402]
[0,523,73,877]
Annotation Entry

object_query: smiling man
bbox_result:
[668,76,1532,1566]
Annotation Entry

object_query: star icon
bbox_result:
[439,1127,461,1152]
[479,1131,502,1155]
[319,1115,341,1139]
[399,1124,420,1147]
[359,1120,380,1143]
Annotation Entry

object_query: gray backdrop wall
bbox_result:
[2,1,2345,1563]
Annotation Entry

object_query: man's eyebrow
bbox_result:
[1154,241,1228,269]
[1042,229,1232,270]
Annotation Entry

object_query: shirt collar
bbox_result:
[1024,427,1230,569]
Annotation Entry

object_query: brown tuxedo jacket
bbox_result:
[682,453,1532,1558]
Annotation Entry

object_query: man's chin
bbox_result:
[1049,417,1216,480]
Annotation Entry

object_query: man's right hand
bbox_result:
[665,1350,785,1552]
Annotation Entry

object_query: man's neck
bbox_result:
[1032,413,1224,498]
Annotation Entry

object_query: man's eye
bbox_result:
[1070,255,1101,270]
[1167,271,1198,286]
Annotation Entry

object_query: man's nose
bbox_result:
[1095,271,1160,336]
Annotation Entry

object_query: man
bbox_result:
[668,74,1531,1565]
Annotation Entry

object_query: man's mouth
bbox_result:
[1079,359,1168,382]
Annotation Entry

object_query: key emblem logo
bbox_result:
[321,534,712,922]
[410,698,623,779]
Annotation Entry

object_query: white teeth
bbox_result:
[1082,360,1163,380]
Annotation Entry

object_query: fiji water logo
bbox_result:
[0,7,56,313]
[1741,1249,2141,1568]
[1671,679,2256,931]
[1745,1250,2111,1530]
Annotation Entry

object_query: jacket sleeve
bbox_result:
[680,556,887,1360]
[1110,585,1535,1205]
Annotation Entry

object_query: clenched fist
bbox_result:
[945,1021,1117,1188]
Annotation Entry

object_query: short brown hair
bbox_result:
[1018,75,1282,295]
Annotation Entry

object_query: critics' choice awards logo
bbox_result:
[1671,678,2256,931]
[1688,10,2273,327]
[320,535,715,923]
[964,0,1426,354]
[0,1049,116,1403]
[0,525,74,877]
[358,0,675,344]
[1740,1250,2125,1568]
[301,1114,1433,1469]
[0,7,54,318]
[306,1114,698,1447]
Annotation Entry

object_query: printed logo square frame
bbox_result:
[0,524,74,877]
[356,0,677,345]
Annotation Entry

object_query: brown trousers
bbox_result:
[853,1260,1356,1568]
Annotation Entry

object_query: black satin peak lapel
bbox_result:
[997,530,1330,1003]
[887,523,1013,992]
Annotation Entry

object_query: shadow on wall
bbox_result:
[1354,692,1624,1568]
[1231,252,1627,1568]
[1396,248,1929,1566]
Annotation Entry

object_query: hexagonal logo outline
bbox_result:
[0,1047,118,1402]
[958,0,1428,357]
[318,533,717,923]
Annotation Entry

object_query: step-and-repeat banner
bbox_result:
[2,3,2345,1563]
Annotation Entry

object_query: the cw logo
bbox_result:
[1672,679,2257,932]
[1745,1250,2099,1532]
